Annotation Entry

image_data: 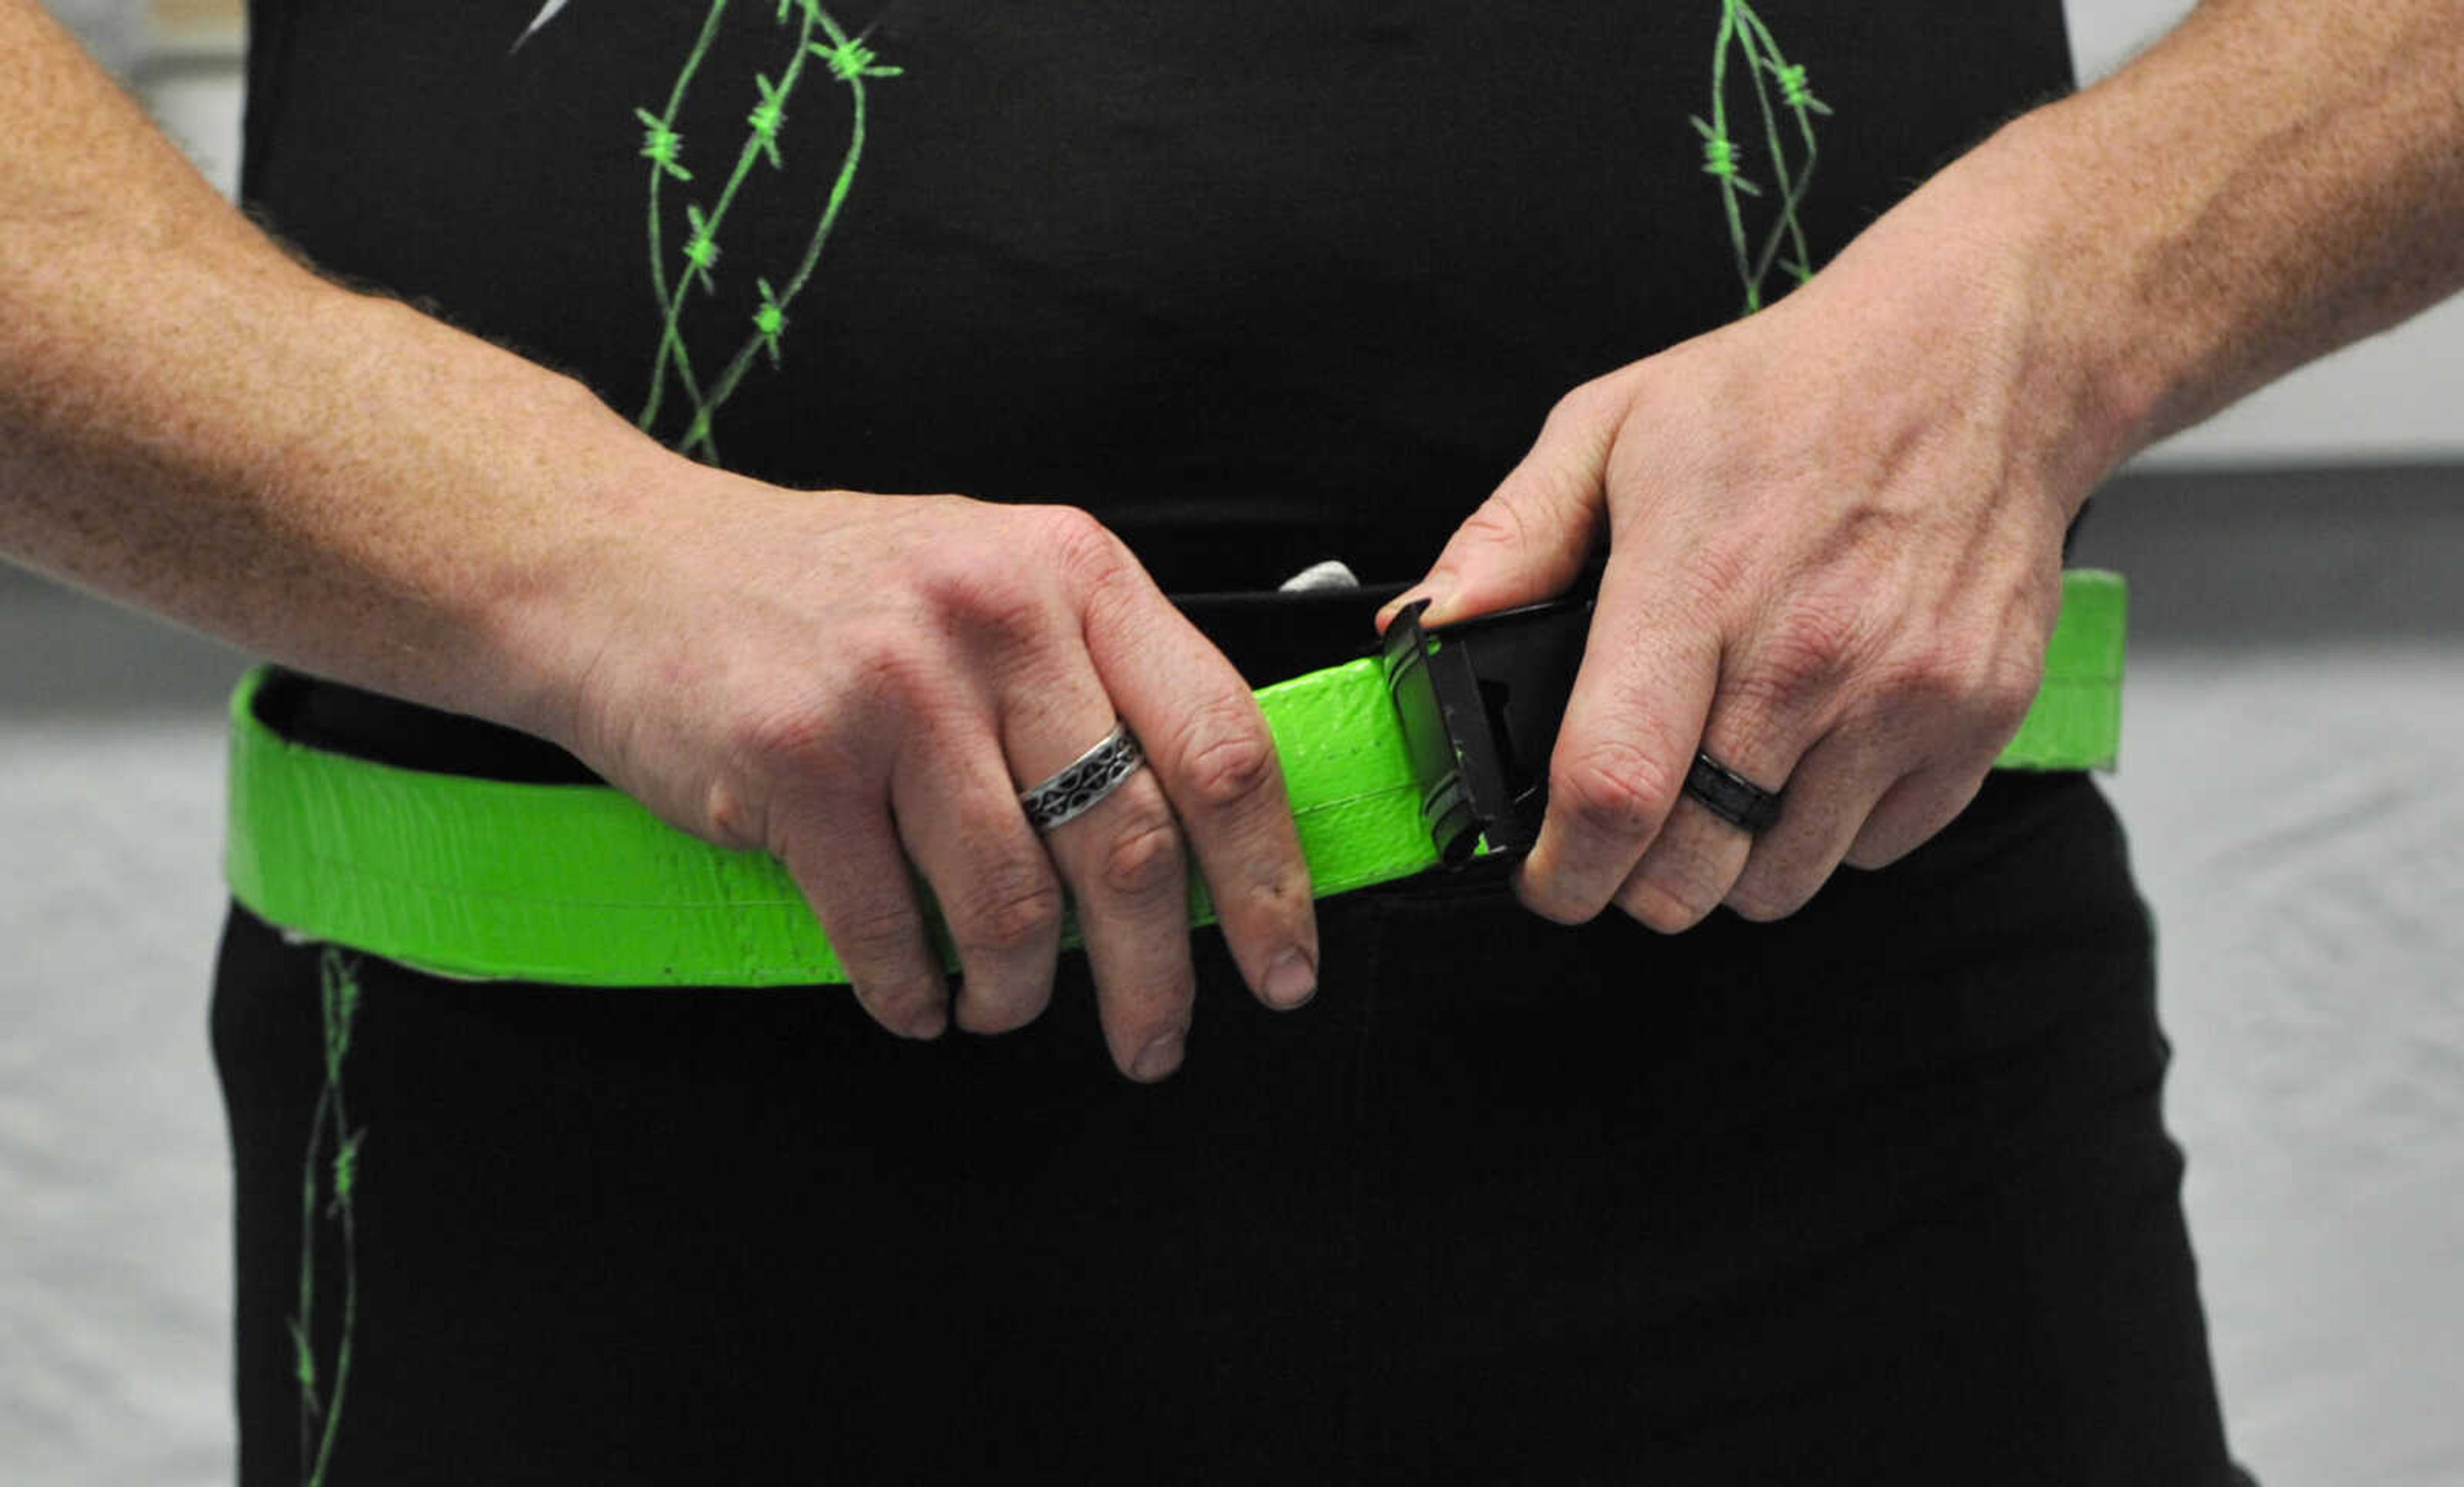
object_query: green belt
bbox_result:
[225,571,2125,987]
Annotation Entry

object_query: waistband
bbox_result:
[226,573,2125,987]
[246,583,1415,783]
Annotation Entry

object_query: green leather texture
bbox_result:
[225,571,2125,987]
[2001,567,2127,770]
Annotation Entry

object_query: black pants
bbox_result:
[216,758,2252,1484]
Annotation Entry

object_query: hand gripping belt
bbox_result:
[225,572,2126,987]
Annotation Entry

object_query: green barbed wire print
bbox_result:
[288,949,364,1487]
[274,11,1839,1477]
[1692,1,1833,316]
[628,1,902,461]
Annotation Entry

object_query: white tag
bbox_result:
[1276,560,1362,593]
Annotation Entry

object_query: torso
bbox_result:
[243,0,2073,591]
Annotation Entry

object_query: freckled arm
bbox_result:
[0,0,680,736]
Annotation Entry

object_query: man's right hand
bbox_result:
[4,0,1323,1078]
[545,474,1321,1082]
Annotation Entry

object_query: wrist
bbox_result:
[1783,113,2148,531]
[275,293,695,747]
[469,382,709,755]
[1949,0,2464,480]
[1958,106,2187,480]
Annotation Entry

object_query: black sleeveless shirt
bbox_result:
[210,12,2265,1484]
[242,0,2073,592]
[237,0,2076,775]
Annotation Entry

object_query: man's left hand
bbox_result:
[1380,174,2125,931]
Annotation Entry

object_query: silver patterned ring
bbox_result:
[1018,722,1146,834]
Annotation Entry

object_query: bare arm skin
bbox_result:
[0,1,1321,1078]
[4,0,2456,1055]
[1388,0,2464,931]
[0,4,610,729]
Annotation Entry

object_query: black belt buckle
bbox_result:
[1380,593,1593,866]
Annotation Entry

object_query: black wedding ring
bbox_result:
[1682,751,1785,834]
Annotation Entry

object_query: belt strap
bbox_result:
[225,570,2125,987]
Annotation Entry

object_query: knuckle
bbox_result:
[1621,873,1717,934]
[837,626,937,716]
[1454,493,1536,556]
[1976,649,2046,734]
[1853,774,1984,869]
[1515,879,1600,928]
[1897,640,1978,702]
[857,981,944,1039]
[1673,543,1753,614]
[1171,709,1280,815]
[1751,603,1861,700]
[1869,636,2041,741]
[959,990,1049,1037]
[955,949,1056,1033]
[1097,801,1185,902]
[1550,373,1626,429]
[1553,740,1681,842]
[1034,504,1132,590]
[728,693,863,779]
[1638,834,1737,923]
[828,895,925,968]
[920,561,1052,650]
[1045,520,1163,642]
[949,860,1066,956]
[1726,871,1816,923]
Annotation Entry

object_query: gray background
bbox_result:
[8,3,2462,1483]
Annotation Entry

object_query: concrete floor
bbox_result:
[4,466,2462,1484]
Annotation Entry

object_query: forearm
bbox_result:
[0,1,665,737]
[1968,0,2464,460]
[1397,0,2463,933]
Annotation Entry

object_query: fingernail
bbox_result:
[1370,578,1439,630]
[1263,947,1317,1010]
[1394,579,1460,629]
[1131,1030,1185,1083]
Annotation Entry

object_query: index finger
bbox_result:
[1519,552,1721,924]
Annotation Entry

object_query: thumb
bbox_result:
[1378,406,1609,633]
